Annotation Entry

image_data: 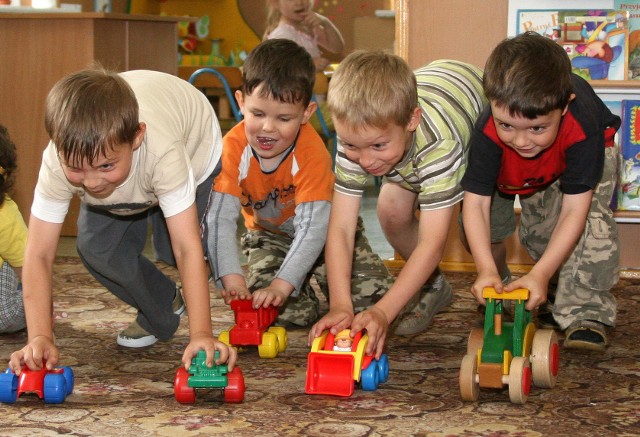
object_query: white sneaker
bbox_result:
[394,275,453,336]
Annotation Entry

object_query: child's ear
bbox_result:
[562,93,576,116]
[406,106,422,132]
[235,90,245,115]
[132,123,146,150]
[301,100,318,124]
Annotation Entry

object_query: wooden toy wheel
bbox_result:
[466,327,484,355]
[459,354,479,401]
[268,326,288,352]
[531,329,560,388]
[258,332,278,358]
[508,356,531,404]
[174,368,196,404]
[224,367,245,403]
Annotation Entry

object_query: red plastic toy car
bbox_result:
[305,329,389,397]
[218,300,288,358]
[0,362,74,404]
[174,350,245,404]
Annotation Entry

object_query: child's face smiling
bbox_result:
[274,0,312,24]
[59,124,144,198]
[490,102,568,159]
[236,87,315,166]
[334,108,420,177]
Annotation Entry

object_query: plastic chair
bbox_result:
[188,67,243,123]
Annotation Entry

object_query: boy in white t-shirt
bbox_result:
[9,68,237,375]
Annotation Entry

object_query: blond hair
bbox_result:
[327,50,418,129]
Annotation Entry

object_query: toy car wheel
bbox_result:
[466,327,484,355]
[531,329,560,389]
[43,373,67,404]
[217,330,231,347]
[459,353,480,401]
[377,354,390,383]
[361,359,380,391]
[223,367,245,403]
[268,326,288,352]
[61,367,75,396]
[0,370,18,403]
[258,332,278,358]
[174,367,196,404]
[508,356,531,404]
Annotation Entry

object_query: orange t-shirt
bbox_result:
[214,121,334,235]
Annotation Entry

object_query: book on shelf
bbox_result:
[614,1,640,79]
[516,9,630,80]
[619,100,640,211]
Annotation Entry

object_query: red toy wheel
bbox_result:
[508,356,531,404]
[224,367,245,403]
[531,329,560,388]
[174,367,196,404]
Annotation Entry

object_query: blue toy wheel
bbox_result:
[61,367,74,396]
[377,354,389,383]
[0,371,18,403]
[43,373,67,404]
[361,360,380,391]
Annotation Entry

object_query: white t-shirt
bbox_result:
[32,70,222,222]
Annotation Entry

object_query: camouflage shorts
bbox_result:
[242,217,394,327]
[518,146,619,328]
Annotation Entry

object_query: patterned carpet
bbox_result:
[0,256,639,436]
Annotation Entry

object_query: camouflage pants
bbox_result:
[518,146,619,329]
[241,217,394,327]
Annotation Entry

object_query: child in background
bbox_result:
[207,39,393,327]
[0,125,27,334]
[461,32,620,351]
[264,0,344,72]
[9,68,236,375]
[308,51,486,359]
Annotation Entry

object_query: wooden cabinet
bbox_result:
[395,0,640,275]
[0,12,179,235]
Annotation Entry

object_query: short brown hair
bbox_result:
[483,31,573,118]
[327,50,417,129]
[44,68,140,166]
[241,38,316,106]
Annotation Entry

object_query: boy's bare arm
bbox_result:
[373,206,453,323]
[10,216,62,373]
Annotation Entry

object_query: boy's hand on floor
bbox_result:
[182,334,238,371]
[9,335,58,375]
[308,308,354,346]
[351,307,389,360]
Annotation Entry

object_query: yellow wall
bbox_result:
[157,0,260,60]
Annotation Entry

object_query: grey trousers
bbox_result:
[76,166,218,340]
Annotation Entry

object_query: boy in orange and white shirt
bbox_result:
[207,39,392,327]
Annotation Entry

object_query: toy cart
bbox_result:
[0,362,74,404]
[218,300,287,358]
[459,287,560,404]
[305,329,389,397]
[174,350,245,404]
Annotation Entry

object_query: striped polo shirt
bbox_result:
[334,59,486,210]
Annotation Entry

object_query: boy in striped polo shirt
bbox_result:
[308,51,486,358]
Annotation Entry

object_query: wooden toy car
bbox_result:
[218,299,287,358]
[305,329,389,397]
[459,287,560,404]
[0,362,74,404]
[174,350,245,404]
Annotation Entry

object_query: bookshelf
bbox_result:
[395,0,640,275]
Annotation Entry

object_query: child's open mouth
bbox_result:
[257,136,276,151]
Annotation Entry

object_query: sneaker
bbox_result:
[117,287,185,348]
[393,275,453,336]
[173,286,186,316]
[117,320,158,348]
[564,319,608,352]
